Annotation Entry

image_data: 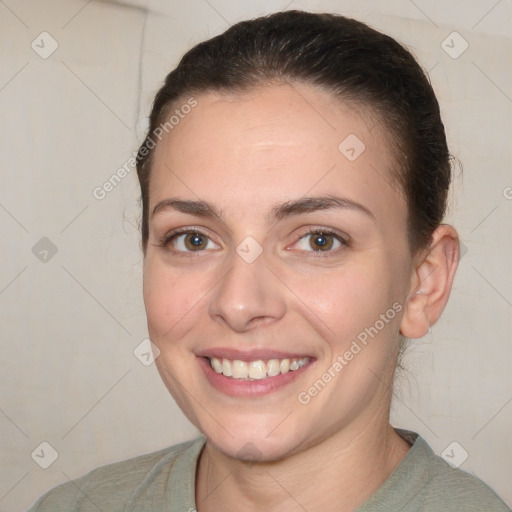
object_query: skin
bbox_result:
[142,82,459,511]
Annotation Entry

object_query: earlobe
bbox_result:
[400,225,460,339]
[400,284,431,339]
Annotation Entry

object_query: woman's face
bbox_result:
[143,83,416,460]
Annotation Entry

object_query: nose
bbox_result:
[208,247,287,333]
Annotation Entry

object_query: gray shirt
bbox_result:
[27,430,509,511]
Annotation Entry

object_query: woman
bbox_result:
[29,10,509,512]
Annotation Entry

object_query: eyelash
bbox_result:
[156,227,349,257]
[294,228,349,256]
[156,228,216,257]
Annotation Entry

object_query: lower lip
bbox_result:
[198,357,313,398]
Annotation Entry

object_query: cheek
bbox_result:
[289,258,402,352]
[295,266,378,326]
[142,258,206,341]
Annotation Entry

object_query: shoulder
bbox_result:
[27,437,205,512]
[360,430,510,512]
[421,458,509,510]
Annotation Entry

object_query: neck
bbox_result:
[195,413,410,512]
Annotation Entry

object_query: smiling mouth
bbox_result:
[207,356,311,380]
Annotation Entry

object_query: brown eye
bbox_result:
[183,232,208,251]
[293,230,345,253]
[309,232,334,251]
[163,230,219,253]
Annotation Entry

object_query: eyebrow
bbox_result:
[269,196,375,222]
[151,195,375,223]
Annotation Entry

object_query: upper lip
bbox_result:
[196,348,314,362]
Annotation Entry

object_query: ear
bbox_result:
[400,224,460,339]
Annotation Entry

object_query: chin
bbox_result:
[206,430,300,463]
[195,410,312,463]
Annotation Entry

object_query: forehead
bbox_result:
[149,83,405,226]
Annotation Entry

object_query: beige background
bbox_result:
[0,0,510,510]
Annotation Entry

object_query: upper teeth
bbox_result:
[209,357,310,380]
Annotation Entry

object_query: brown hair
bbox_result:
[136,10,452,254]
